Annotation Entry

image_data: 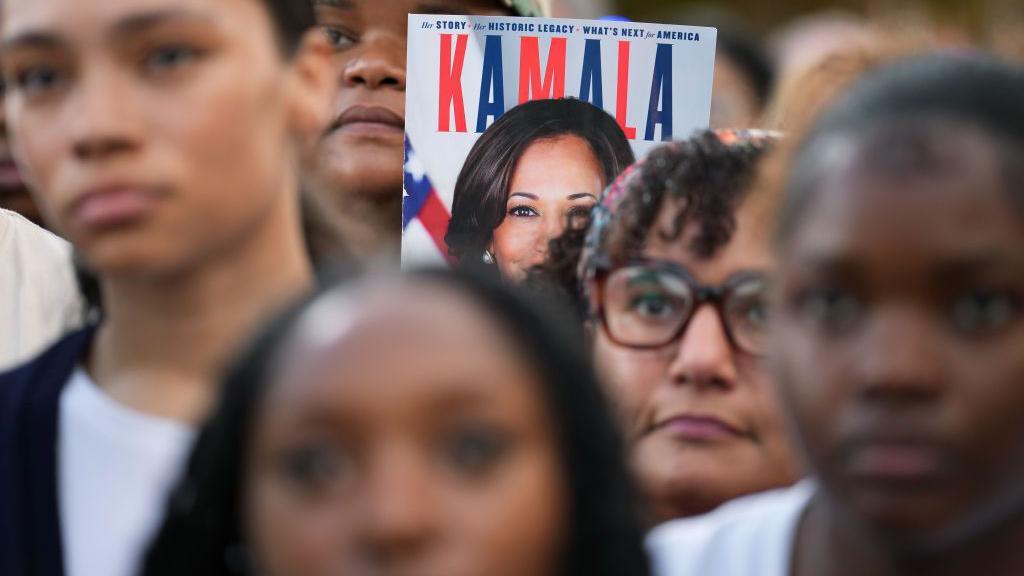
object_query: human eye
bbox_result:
[566,204,594,219]
[440,424,510,479]
[142,43,203,74]
[11,62,67,98]
[728,280,771,330]
[628,291,678,320]
[792,286,864,334]
[950,288,1021,337]
[276,442,349,495]
[321,25,357,51]
[508,205,539,218]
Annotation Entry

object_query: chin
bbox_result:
[78,239,192,280]
[309,153,402,201]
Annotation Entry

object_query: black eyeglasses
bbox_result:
[593,259,772,355]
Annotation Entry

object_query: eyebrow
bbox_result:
[509,192,539,201]
[508,192,598,202]
[110,9,217,36]
[2,9,216,52]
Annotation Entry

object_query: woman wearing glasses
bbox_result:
[576,131,799,524]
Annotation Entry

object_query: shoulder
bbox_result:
[646,481,815,576]
[0,208,71,258]
[0,328,95,410]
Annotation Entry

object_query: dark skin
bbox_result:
[303,0,512,261]
[773,122,1024,576]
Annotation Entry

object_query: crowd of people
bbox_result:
[0,0,1022,575]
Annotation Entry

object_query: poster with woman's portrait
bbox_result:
[403,14,716,281]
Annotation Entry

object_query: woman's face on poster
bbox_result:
[489,135,603,282]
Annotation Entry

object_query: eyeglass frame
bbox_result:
[589,257,772,355]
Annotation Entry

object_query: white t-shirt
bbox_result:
[0,208,83,371]
[647,481,815,576]
[59,368,196,576]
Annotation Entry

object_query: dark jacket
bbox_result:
[0,327,95,576]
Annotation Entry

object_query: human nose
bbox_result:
[666,305,738,392]
[341,32,406,90]
[68,67,140,162]
[355,446,437,565]
[853,306,944,404]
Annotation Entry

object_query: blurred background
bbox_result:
[539,0,1023,130]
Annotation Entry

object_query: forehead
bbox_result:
[511,136,602,186]
[269,284,545,419]
[2,0,257,39]
[642,194,775,283]
[787,125,1023,265]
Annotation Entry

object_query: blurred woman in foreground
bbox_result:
[144,269,650,576]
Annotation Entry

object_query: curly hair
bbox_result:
[526,130,776,310]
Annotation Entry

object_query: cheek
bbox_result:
[156,61,292,218]
[594,334,664,426]
[450,450,566,576]
[10,108,68,215]
[247,472,346,576]
[736,358,790,433]
[952,336,1024,478]
[490,222,530,260]
[772,323,847,461]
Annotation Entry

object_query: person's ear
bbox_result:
[284,29,335,143]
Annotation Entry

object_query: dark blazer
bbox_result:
[0,327,95,576]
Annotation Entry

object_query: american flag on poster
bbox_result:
[402,137,454,265]
[402,14,717,267]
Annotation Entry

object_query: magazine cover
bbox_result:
[402,14,717,279]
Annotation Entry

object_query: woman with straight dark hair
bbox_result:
[143,268,650,576]
[446,98,635,282]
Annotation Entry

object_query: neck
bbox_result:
[316,184,402,263]
[88,192,313,424]
[795,492,1024,576]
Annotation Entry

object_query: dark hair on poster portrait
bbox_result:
[445,98,635,275]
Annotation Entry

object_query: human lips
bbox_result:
[0,156,24,190]
[647,413,749,443]
[70,184,166,229]
[841,438,950,485]
[329,105,404,138]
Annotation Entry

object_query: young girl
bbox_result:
[0,0,333,575]
[143,269,650,576]
[650,55,1024,576]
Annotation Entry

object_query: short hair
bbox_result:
[141,268,651,576]
[446,98,636,265]
[779,53,1024,243]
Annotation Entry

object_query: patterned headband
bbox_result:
[577,129,783,307]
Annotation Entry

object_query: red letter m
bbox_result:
[519,37,567,103]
